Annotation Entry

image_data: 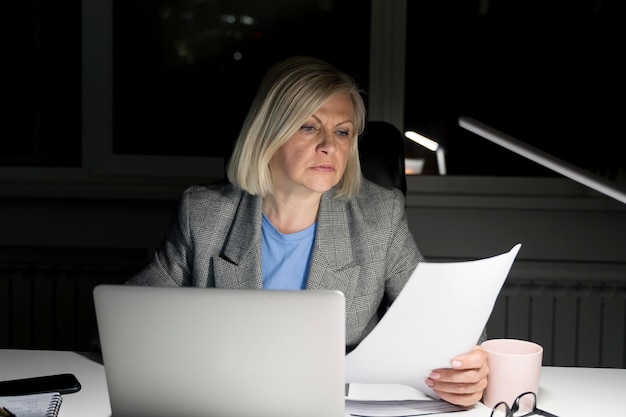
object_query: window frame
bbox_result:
[0,0,404,186]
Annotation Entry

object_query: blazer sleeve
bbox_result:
[126,188,195,287]
[382,187,423,302]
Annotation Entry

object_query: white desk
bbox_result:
[0,349,111,417]
[1,349,625,417]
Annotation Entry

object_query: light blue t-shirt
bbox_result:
[261,212,316,290]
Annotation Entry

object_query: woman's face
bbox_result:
[269,93,355,197]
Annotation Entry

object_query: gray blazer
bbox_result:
[127,179,423,349]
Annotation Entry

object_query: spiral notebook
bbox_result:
[0,392,63,417]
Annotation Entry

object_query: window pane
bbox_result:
[113,0,370,159]
[404,0,625,179]
[4,1,82,167]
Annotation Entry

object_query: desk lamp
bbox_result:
[404,130,447,176]
[458,117,626,205]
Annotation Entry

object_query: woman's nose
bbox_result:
[317,129,336,154]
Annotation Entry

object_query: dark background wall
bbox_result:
[2,0,625,367]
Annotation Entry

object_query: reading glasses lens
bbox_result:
[490,392,536,417]
[491,402,511,417]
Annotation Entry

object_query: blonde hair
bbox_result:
[226,56,366,198]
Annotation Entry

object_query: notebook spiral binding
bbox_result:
[45,393,63,417]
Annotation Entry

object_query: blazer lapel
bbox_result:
[212,189,359,293]
[306,192,360,296]
[214,192,263,289]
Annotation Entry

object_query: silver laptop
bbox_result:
[93,284,346,417]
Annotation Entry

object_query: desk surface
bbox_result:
[0,349,111,416]
[1,349,625,417]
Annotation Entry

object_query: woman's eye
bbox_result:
[301,125,316,132]
[336,130,350,138]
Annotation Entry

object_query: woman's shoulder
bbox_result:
[183,179,236,194]
[327,178,406,220]
[356,178,405,205]
[180,180,249,206]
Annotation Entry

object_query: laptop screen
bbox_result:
[94,285,346,417]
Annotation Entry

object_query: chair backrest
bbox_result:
[358,120,407,195]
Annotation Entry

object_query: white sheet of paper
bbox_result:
[345,244,521,399]
[346,383,432,401]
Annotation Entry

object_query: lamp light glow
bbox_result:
[404,131,439,151]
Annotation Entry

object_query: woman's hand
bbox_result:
[425,345,489,407]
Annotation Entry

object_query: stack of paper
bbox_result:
[345,383,468,416]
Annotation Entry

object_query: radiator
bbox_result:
[487,278,626,368]
[3,260,626,368]
[1,264,134,352]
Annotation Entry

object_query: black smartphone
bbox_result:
[0,373,81,395]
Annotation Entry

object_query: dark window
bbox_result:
[112,0,371,160]
[5,1,82,167]
[404,0,625,178]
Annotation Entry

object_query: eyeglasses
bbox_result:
[490,391,559,417]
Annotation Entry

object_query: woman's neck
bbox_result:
[262,192,321,234]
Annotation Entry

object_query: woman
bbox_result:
[127,55,488,406]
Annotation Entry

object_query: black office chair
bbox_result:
[358,120,407,196]
[358,121,408,322]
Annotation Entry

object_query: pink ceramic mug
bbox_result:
[481,339,543,409]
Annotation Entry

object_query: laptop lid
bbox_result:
[93,284,346,417]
